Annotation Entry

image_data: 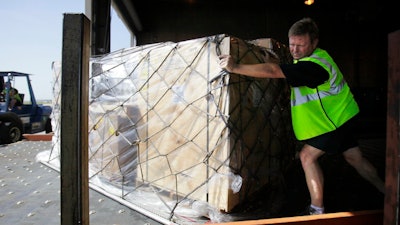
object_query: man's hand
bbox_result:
[218,54,235,73]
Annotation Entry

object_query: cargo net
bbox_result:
[43,34,297,224]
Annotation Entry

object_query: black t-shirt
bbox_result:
[280,61,329,88]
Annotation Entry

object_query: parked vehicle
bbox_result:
[0,71,52,144]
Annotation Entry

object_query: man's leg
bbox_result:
[299,144,325,211]
[8,99,16,110]
[342,146,385,193]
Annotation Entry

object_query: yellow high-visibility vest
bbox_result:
[290,48,359,140]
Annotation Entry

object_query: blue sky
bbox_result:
[0,0,130,100]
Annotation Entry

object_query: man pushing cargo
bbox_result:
[219,17,385,215]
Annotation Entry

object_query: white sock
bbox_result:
[310,204,325,214]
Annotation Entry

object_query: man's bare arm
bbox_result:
[219,54,286,79]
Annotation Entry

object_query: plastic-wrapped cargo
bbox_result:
[44,34,296,224]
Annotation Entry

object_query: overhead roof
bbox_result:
[112,0,398,41]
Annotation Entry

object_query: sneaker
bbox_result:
[299,205,324,215]
[309,206,323,215]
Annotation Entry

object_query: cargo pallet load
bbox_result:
[47,34,298,224]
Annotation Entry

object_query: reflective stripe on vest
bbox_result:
[291,52,345,107]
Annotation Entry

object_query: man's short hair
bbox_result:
[288,17,319,43]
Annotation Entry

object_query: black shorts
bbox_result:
[304,116,359,155]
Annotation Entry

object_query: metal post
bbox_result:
[61,14,90,225]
